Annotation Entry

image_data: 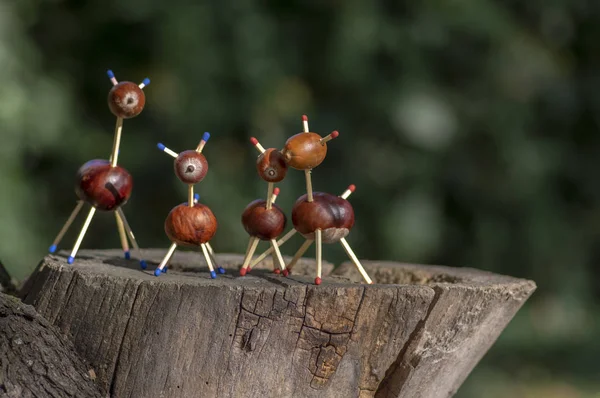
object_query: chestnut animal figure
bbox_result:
[239,137,290,276]
[154,133,224,278]
[48,70,150,268]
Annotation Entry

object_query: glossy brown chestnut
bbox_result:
[282,132,327,170]
[164,203,217,246]
[174,150,209,184]
[242,199,287,240]
[256,148,287,182]
[292,192,354,243]
[108,82,145,118]
[75,159,132,211]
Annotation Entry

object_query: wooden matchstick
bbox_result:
[340,237,372,284]
[156,242,177,273]
[340,184,356,200]
[270,239,286,271]
[249,228,297,268]
[196,132,211,153]
[49,201,84,253]
[250,137,266,153]
[116,208,146,268]
[320,130,339,145]
[305,170,314,202]
[157,143,179,158]
[138,78,150,89]
[315,229,322,285]
[188,185,194,208]
[107,70,118,86]
[201,244,216,278]
[271,187,280,204]
[67,207,97,264]
[285,238,314,273]
[266,183,274,209]
[240,236,260,276]
[110,117,123,167]
[302,114,309,133]
[115,212,130,259]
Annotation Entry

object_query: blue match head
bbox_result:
[142,78,150,87]
[210,270,217,279]
[202,132,211,142]
[124,251,131,260]
[194,193,200,201]
[162,267,167,273]
[157,143,166,151]
[140,260,147,270]
[154,269,162,277]
[49,244,57,253]
[218,267,226,274]
[67,256,75,264]
[107,70,115,79]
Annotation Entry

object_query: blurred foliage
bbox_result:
[1,0,600,395]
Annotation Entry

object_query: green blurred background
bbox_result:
[1,0,600,396]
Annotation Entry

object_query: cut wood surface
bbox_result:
[20,249,535,398]
[0,292,102,397]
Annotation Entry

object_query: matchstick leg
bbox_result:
[49,201,84,253]
[285,238,313,276]
[116,208,148,270]
[340,237,373,284]
[155,243,177,276]
[240,237,260,276]
[67,207,97,264]
[115,212,130,259]
[250,229,297,268]
[270,239,286,273]
[305,170,314,202]
[201,244,217,279]
[206,242,225,274]
[315,229,322,285]
[110,117,124,167]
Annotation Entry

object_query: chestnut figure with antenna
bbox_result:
[239,137,288,276]
[154,133,224,278]
[283,115,372,285]
[48,70,150,268]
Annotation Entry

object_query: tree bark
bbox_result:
[20,249,535,398]
[0,292,102,397]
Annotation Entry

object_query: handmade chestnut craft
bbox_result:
[153,133,224,278]
[48,70,150,267]
[238,137,289,276]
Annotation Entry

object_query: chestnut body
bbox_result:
[174,150,209,184]
[292,192,354,243]
[282,133,327,170]
[242,200,287,240]
[165,203,217,247]
[108,82,146,118]
[75,159,132,211]
[256,149,287,182]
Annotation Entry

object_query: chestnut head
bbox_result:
[75,159,132,211]
[108,82,146,119]
[292,192,354,243]
[256,148,287,182]
[175,150,208,184]
[282,132,327,170]
[242,199,287,240]
[164,203,217,246]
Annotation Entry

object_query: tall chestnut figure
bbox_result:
[48,70,150,268]
[153,133,224,278]
[239,138,289,276]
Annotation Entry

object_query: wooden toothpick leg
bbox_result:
[188,185,194,208]
[266,182,274,209]
[67,207,97,264]
[305,170,314,202]
[286,238,314,275]
[116,208,148,270]
[49,201,84,253]
[315,229,322,285]
[115,212,130,259]
[270,239,286,273]
[155,243,177,276]
[340,237,373,284]
[206,242,225,274]
[240,237,260,276]
[110,117,123,167]
[250,229,297,268]
[201,244,217,278]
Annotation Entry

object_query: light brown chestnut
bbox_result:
[256,148,287,182]
[164,203,217,246]
[282,133,327,170]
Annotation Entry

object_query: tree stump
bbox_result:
[20,249,535,398]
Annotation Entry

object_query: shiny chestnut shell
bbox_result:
[242,199,287,240]
[256,148,287,182]
[164,203,217,246]
[75,159,132,211]
[174,150,209,184]
[292,192,354,243]
[282,133,327,170]
[107,82,145,118]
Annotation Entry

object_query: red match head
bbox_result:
[348,184,356,193]
[273,187,280,196]
[250,137,259,146]
[331,131,339,139]
[302,115,308,122]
